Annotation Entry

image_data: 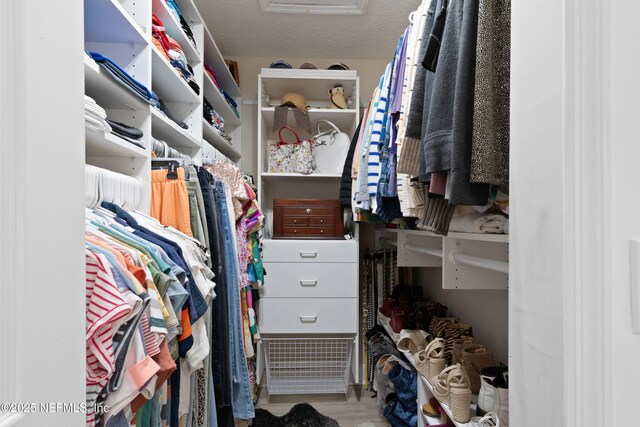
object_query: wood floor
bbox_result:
[255,387,390,427]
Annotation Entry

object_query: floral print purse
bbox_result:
[268,126,316,174]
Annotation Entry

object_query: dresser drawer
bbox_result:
[258,298,358,334]
[261,263,357,298]
[263,240,358,263]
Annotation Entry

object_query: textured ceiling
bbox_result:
[194,0,419,59]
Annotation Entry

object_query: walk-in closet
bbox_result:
[1,0,638,426]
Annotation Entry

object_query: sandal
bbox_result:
[470,411,500,427]
[397,329,430,355]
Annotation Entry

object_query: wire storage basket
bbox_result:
[263,336,354,396]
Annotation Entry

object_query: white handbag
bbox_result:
[311,120,350,174]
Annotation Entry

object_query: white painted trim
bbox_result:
[563,0,609,425]
[0,413,25,427]
[0,0,22,413]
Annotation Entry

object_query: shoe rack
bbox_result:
[373,227,509,426]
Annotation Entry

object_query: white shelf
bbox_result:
[400,229,508,243]
[151,108,201,150]
[261,107,357,134]
[85,129,147,158]
[260,68,358,105]
[84,0,146,45]
[151,47,200,105]
[202,119,241,161]
[261,172,342,180]
[203,25,241,97]
[203,72,241,127]
[85,55,148,110]
[152,0,201,64]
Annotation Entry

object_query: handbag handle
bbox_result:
[277,126,302,145]
[316,120,341,135]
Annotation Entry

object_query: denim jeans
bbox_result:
[213,180,255,421]
[197,170,231,409]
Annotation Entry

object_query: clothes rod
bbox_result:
[379,238,397,247]
[404,243,443,258]
[449,252,509,274]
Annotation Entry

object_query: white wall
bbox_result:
[416,269,509,364]
[609,1,640,423]
[226,56,388,176]
[510,0,565,423]
[0,0,86,426]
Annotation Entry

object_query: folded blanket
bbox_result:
[448,212,508,234]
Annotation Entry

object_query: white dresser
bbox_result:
[259,239,359,334]
[258,239,359,395]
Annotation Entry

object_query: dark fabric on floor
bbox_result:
[252,403,340,427]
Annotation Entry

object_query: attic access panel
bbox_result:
[259,0,369,15]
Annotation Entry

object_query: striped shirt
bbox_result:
[86,250,132,427]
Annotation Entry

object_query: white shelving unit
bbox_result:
[256,68,361,392]
[85,129,147,158]
[84,0,243,213]
[261,107,358,135]
[202,119,241,161]
[377,315,475,427]
[151,47,201,105]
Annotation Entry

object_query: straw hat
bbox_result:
[279,92,308,112]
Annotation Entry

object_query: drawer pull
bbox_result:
[306,208,312,213]
[300,251,317,258]
[320,229,324,234]
[294,229,297,234]
[300,279,317,287]
[320,219,324,224]
[299,315,317,323]
[294,219,297,224]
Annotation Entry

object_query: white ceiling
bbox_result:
[194,0,419,60]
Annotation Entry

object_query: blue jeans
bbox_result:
[213,180,255,421]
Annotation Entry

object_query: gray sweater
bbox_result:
[422,0,489,205]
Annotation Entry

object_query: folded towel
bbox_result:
[448,212,508,234]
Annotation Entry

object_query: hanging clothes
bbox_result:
[86,161,265,427]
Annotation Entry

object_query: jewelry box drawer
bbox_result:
[263,240,358,263]
[281,226,333,237]
[258,298,358,334]
[261,263,358,298]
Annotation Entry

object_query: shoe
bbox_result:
[383,396,410,427]
[390,306,405,334]
[387,363,417,413]
[470,411,500,426]
[477,366,508,426]
[379,297,397,318]
[328,84,348,109]
[452,337,476,364]
[397,329,430,355]
[377,354,411,373]
[431,363,471,423]
[461,343,495,393]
